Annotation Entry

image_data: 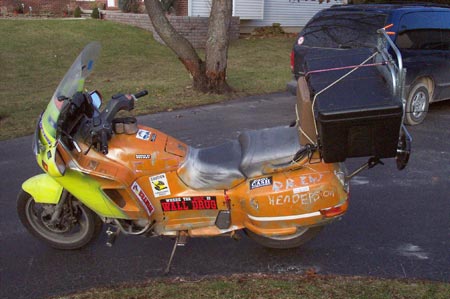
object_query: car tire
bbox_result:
[405,82,430,125]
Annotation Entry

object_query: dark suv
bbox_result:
[291,3,450,125]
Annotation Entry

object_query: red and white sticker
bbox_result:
[131,182,155,216]
[160,196,218,212]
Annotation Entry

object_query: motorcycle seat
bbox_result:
[177,140,245,190]
[178,125,302,190]
[239,125,302,177]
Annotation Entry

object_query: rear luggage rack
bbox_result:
[297,26,411,170]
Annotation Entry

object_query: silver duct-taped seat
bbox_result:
[239,125,301,177]
[177,126,302,190]
[177,140,245,190]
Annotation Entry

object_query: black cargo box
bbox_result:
[304,48,403,163]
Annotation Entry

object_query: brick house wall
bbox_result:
[104,11,240,49]
[0,0,189,15]
[0,0,107,15]
[174,0,188,16]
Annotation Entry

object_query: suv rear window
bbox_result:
[301,11,387,49]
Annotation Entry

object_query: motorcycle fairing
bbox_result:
[53,169,129,219]
[22,174,63,204]
[228,162,348,237]
[22,171,129,219]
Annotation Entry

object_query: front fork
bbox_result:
[49,189,69,225]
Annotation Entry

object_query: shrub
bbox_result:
[91,7,100,19]
[74,6,82,18]
[252,24,286,37]
[14,3,24,14]
[119,0,140,13]
[161,0,175,14]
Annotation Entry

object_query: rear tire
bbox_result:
[17,190,102,250]
[405,82,430,125]
[245,226,323,249]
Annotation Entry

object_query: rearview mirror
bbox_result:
[89,90,102,109]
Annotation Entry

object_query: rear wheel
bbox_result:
[17,190,102,250]
[245,226,323,249]
[405,82,430,125]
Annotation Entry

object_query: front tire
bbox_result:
[405,82,430,125]
[245,226,323,249]
[17,190,102,250]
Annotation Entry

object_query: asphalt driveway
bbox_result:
[0,92,449,299]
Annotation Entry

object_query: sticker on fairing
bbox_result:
[160,196,217,212]
[150,173,171,198]
[135,154,151,159]
[131,182,155,216]
[293,186,310,194]
[249,176,273,190]
[136,129,151,141]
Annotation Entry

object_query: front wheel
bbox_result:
[245,226,323,249]
[405,82,430,125]
[17,190,102,250]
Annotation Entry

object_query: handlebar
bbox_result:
[90,89,149,155]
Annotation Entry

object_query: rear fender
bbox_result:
[22,174,63,204]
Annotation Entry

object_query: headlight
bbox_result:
[32,118,43,155]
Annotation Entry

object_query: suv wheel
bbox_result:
[405,82,430,125]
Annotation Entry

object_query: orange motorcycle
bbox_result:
[18,28,410,272]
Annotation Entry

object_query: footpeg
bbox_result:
[106,226,120,247]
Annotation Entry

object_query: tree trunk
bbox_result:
[144,0,233,93]
[144,0,208,91]
[205,0,233,93]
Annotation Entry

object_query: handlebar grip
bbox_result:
[134,90,148,99]
[100,130,108,155]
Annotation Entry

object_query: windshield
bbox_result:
[301,11,387,49]
[40,42,101,144]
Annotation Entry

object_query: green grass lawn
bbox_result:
[57,274,450,299]
[0,19,293,140]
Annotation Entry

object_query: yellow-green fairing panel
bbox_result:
[53,169,128,219]
[22,174,63,204]
[35,144,64,177]
[23,171,128,219]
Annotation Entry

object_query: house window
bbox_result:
[233,0,264,20]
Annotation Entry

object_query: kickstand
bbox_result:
[165,231,188,274]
